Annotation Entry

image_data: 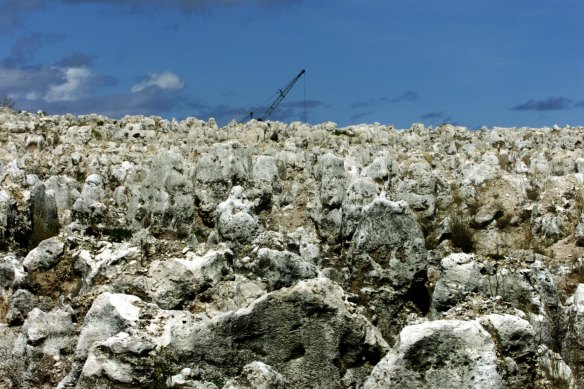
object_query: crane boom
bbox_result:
[257,69,305,122]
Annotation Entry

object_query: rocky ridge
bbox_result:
[1,108,584,387]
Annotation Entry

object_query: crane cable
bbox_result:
[303,71,307,123]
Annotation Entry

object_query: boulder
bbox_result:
[216,186,258,243]
[22,236,64,272]
[12,308,76,388]
[431,253,482,315]
[363,320,502,389]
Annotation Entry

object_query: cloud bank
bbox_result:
[512,96,584,111]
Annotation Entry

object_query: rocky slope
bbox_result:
[1,107,584,388]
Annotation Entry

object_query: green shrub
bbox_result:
[106,228,133,243]
[526,186,540,201]
[496,213,513,229]
[450,211,474,253]
[92,129,103,140]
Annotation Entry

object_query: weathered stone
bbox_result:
[236,248,317,290]
[479,314,538,388]
[216,186,258,243]
[432,253,482,315]
[22,236,64,272]
[127,151,195,235]
[363,320,502,389]
[30,183,60,248]
[12,308,76,388]
[2,109,584,388]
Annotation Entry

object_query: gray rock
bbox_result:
[363,320,502,389]
[179,278,388,389]
[6,289,43,325]
[45,175,80,210]
[0,190,15,245]
[22,236,64,272]
[127,151,195,234]
[349,198,426,290]
[240,361,287,389]
[216,186,258,243]
[575,211,584,246]
[561,284,584,388]
[341,177,378,240]
[432,253,482,315]
[57,292,147,389]
[190,275,267,317]
[317,153,347,208]
[145,248,232,309]
[30,183,60,248]
[479,314,538,388]
[483,258,562,351]
[537,345,576,389]
[193,141,252,222]
[12,308,76,388]
[236,248,317,290]
[80,174,105,202]
[364,154,397,184]
[348,198,428,341]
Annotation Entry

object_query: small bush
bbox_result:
[575,191,584,215]
[0,95,15,110]
[106,228,133,243]
[496,213,513,229]
[466,200,480,216]
[450,211,474,253]
[487,253,505,260]
[75,170,87,183]
[526,186,540,201]
[92,129,103,140]
[96,120,105,126]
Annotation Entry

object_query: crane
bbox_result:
[244,69,305,122]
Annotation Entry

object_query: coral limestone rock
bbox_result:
[1,110,584,387]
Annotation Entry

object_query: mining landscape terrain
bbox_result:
[2,107,584,388]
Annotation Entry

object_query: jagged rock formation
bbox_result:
[1,108,584,388]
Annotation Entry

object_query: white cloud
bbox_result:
[44,67,92,102]
[131,71,185,93]
[0,66,59,100]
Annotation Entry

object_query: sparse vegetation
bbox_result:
[92,129,103,140]
[487,253,505,260]
[105,228,133,243]
[0,95,15,110]
[496,212,513,229]
[332,129,356,137]
[526,185,540,201]
[75,169,87,183]
[148,349,174,389]
[450,209,474,253]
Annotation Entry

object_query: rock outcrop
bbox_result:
[1,108,584,387]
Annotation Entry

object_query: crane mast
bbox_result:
[258,69,305,121]
[244,69,305,122]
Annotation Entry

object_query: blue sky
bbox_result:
[1,0,583,128]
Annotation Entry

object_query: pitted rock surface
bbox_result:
[0,109,584,387]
